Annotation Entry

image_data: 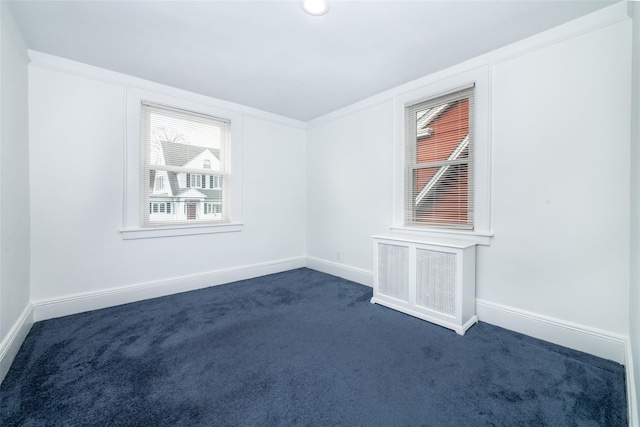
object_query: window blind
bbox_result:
[141,102,230,226]
[404,86,475,230]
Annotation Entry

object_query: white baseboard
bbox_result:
[0,304,34,385]
[32,256,306,322]
[305,256,373,287]
[626,339,639,427]
[477,299,627,364]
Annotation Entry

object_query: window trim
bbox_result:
[122,87,243,239]
[392,65,492,245]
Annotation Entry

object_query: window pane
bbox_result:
[405,87,474,230]
[143,103,229,226]
[415,99,469,164]
[148,170,171,195]
[147,111,223,172]
[411,164,471,227]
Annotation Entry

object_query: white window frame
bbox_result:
[122,87,243,239]
[392,65,493,245]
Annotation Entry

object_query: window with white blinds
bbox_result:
[141,102,230,227]
[404,86,475,230]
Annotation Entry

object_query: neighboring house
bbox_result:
[149,140,223,222]
[413,98,471,227]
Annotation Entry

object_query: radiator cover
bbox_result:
[371,234,477,335]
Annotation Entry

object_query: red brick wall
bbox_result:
[413,99,470,226]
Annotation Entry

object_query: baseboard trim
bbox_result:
[32,256,306,322]
[476,299,627,364]
[305,256,373,287]
[626,338,639,427]
[0,304,34,385]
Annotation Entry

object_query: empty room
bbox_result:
[1,0,639,425]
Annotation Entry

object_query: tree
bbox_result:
[149,126,185,165]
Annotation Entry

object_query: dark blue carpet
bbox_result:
[0,268,627,426]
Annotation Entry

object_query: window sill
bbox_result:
[389,226,493,246]
[121,222,244,240]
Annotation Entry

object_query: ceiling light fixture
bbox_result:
[301,0,330,16]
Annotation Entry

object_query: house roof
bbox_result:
[165,172,222,201]
[149,140,223,201]
[160,141,220,167]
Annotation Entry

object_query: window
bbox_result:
[204,202,221,215]
[142,102,229,227]
[405,87,474,229]
[188,173,204,189]
[154,175,164,191]
[392,66,491,245]
[210,175,222,189]
[123,88,243,239]
[149,202,173,215]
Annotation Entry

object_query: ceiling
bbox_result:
[7,0,618,122]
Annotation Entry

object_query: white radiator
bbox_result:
[371,234,477,335]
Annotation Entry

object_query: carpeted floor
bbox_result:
[0,268,627,426]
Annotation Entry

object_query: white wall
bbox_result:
[307,7,631,360]
[28,59,306,309]
[483,20,630,335]
[629,1,640,423]
[0,3,31,382]
[306,100,394,270]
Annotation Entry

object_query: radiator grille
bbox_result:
[416,248,456,315]
[378,243,409,302]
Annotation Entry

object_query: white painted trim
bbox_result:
[389,227,493,246]
[32,257,306,322]
[373,232,477,249]
[626,338,639,427]
[305,256,373,287]
[476,299,627,364]
[27,51,306,130]
[305,2,628,129]
[0,304,34,385]
[121,222,244,239]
